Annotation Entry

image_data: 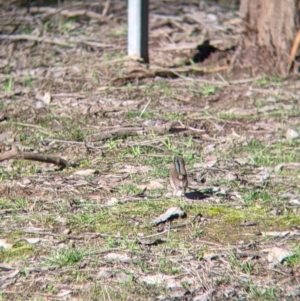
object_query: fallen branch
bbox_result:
[29,6,110,23]
[0,147,74,169]
[0,34,115,49]
[87,122,177,142]
[0,34,70,48]
[109,65,229,85]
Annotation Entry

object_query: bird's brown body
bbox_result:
[170,156,188,195]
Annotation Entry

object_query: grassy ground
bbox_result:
[0,1,300,300]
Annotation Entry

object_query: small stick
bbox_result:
[102,0,111,16]
[140,98,151,117]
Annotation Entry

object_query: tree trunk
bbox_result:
[237,0,298,75]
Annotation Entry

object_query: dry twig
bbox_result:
[0,147,74,169]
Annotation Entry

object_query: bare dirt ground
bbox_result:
[0,1,300,300]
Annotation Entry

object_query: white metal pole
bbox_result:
[128,0,149,63]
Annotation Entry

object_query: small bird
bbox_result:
[170,156,188,196]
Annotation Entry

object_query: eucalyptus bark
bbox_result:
[237,0,298,74]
